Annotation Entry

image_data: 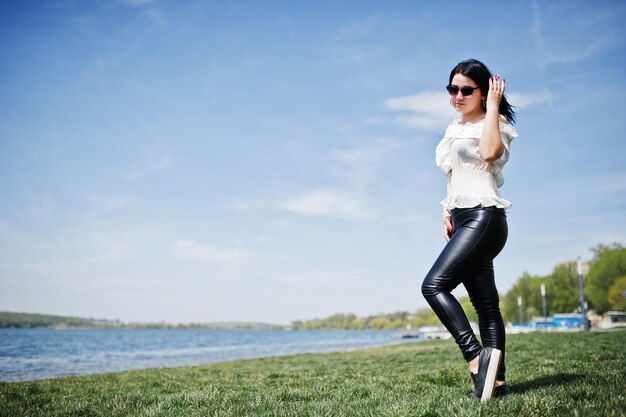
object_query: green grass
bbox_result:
[1,331,625,417]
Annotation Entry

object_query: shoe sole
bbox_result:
[480,348,501,402]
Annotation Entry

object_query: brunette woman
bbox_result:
[421,59,517,401]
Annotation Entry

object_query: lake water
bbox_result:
[0,328,420,382]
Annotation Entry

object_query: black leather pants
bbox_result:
[421,205,508,380]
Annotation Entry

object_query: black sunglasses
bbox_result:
[446,85,480,97]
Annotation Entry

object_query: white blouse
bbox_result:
[435,119,518,215]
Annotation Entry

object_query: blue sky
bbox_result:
[1,0,624,325]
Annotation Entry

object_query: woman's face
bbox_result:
[449,73,486,116]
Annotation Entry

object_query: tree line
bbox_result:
[501,243,625,322]
[290,243,626,330]
[0,312,281,330]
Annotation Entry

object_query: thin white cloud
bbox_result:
[172,239,250,263]
[116,0,167,26]
[118,0,155,6]
[530,0,546,70]
[385,90,552,131]
[544,68,624,86]
[232,236,271,245]
[278,188,378,220]
[334,147,380,166]
[533,171,626,205]
[391,212,430,224]
[273,270,357,290]
[223,190,379,221]
[77,232,134,263]
[72,228,167,264]
[332,138,403,191]
[142,7,166,26]
[92,195,130,211]
[329,15,386,65]
[125,156,171,180]
[223,140,399,220]
[26,194,61,215]
[219,200,269,212]
[546,38,614,65]
[508,91,553,109]
[384,91,457,131]
[531,0,621,68]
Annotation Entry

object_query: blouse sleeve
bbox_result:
[435,125,455,174]
[492,122,518,187]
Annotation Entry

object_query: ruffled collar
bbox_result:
[444,120,484,139]
[452,118,485,126]
[444,118,517,140]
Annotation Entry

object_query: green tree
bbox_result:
[590,243,623,262]
[586,246,626,312]
[607,276,626,311]
[502,273,545,322]
[409,307,441,328]
[458,296,478,323]
[369,316,393,329]
[545,262,580,314]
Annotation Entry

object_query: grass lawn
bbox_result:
[1,330,625,417]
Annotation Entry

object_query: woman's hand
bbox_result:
[486,74,505,112]
[479,74,506,162]
[443,215,454,242]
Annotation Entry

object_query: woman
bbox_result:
[421,59,517,401]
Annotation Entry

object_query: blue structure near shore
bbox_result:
[513,313,584,330]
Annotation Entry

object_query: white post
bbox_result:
[541,284,547,321]
[577,257,590,330]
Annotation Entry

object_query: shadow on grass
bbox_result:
[512,373,584,394]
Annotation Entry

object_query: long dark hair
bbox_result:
[449,59,516,124]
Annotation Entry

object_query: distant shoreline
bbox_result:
[0,310,446,331]
[0,312,282,330]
